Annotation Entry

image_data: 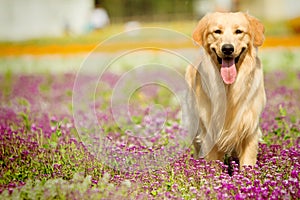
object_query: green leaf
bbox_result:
[56,129,62,137]
[132,116,142,124]
[283,135,291,140]
[50,141,57,148]
[290,116,297,123]
[278,105,286,117]
[166,182,172,191]
[151,190,157,196]
[19,112,31,130]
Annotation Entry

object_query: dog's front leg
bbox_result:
[238,133,259,169]
[193,120,206,159]
[193,132,202,159]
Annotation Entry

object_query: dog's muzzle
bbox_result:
[212,45,246,84]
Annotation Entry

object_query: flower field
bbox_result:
[0,48,300,200]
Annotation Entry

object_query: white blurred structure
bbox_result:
[90,7,110,29]
[240,0,300,21]
[0,0,94,41]
[194,0,300,20]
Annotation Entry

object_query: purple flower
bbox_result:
[291,169,298,179]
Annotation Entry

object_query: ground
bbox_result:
[0,22,299,199]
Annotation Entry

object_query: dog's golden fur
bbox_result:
[185,12,266,168]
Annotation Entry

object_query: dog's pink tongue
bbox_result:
[221,59,237,84]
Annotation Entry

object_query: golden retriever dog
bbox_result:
[185,12,266,169]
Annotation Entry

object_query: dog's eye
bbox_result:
[214,30,222,34]
[235,29,243,34]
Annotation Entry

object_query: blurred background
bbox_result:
[1,0,300,40]
[0,0,300,72]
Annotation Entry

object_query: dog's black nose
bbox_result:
[222,44,234,55]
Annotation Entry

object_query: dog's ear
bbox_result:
[192,14,210,46]
[246,14,265,47]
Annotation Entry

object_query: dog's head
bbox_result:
[192,12,264,84]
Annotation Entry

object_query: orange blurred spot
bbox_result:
[0,36,300,56]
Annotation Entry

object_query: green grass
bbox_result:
[0,22,196,46]
[0,20,293,46]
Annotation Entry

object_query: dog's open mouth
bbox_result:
[213,48,246,84]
